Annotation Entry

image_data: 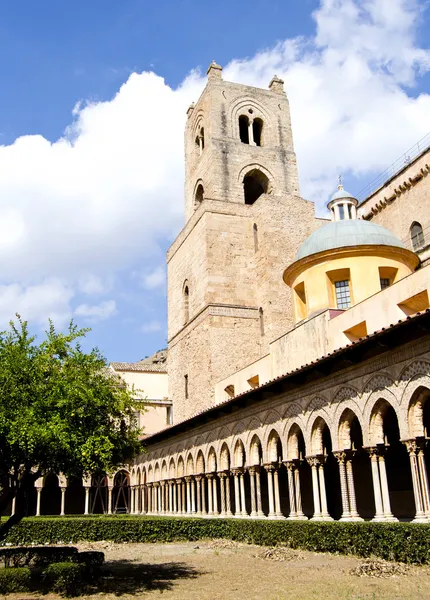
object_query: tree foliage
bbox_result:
[0,316,142,538]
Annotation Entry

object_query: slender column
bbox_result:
[367,448,384,521]
[172,481,177,514]
[273,468,283,517]
[318,457,332,520]
[248,119,255,145]
[232,469,241,516]
[239,472,247,517]
[346,457,361,520]
[140,484,148,515]
[60,487,66,516]
[212,475,219,515]
[185,477,191,514]
[225,473,232,517]
[405,440,426,522]
[334,452,351,520]
[148,485,152,514]
[255,468,264,517]
[378,451,396,521]
[176,479,182,514]
[160,482,165,513]
[294,463,306,518]
[286,462,297,519]
[167,481,172,514]
[84,487,90,515]
[307,457,322,520]
[207,474,213,515]
[191,478,196,514]
[201,477,207,515]
[130,486,135,514]
[417,443,430,518]
[181,480,186,515]
[198,135,203,155]
[11,497,16,517]
[195,476,202,515]
[219,473,226,516]
[169,481,174,513]
[36,488,42,517]
[249,467,257,517]
[265,465,276,518]
[108,486,113,515]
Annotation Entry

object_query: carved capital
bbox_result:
[264,463,276,473]
[333,451,347,464]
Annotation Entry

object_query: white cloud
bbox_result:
[0,0,429,325]
[0,280,73,327]
[78,274,114,296]
[141,320,163,333]
[140,266,166,290]
[75,300,117,322]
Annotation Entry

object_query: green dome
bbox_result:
[295,219,406,261]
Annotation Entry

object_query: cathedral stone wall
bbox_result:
[359,148,430,258]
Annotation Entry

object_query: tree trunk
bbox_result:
[0,475,37,543]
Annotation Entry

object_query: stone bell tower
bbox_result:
[167,62,319,423]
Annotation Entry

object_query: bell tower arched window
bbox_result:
[253,118,263,146]
[195,183,204,205]
[411,221,425,251]
[239,115,249,144]
[244,169,269,205]
[195,126,205,156]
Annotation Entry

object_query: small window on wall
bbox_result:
[166,406,173,425]
[224,384,235,399]
[335,280,351,309]
[378,266,398,291]
[411,222,425,251]
[253,223,259,252]
[184,374,189,399]
[183,283,190,324]
[259,307,265,337]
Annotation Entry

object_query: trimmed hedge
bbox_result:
[2,516,430,564]
[0,567,31,594]
[43,562,86,596]
[0,545,78,568]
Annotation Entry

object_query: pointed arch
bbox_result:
[249,434,263,466]
[207,447,217,473]
[287,423,306,460]
[196,450,205,474]
[219,443,231,471]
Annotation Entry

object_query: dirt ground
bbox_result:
[5,540,430,600]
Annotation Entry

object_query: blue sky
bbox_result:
[0,0,429,363]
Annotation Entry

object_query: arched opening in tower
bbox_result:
[243,170,269,205]
[195,184,204,204]
[239,115,249,144]
[253,118,263,146]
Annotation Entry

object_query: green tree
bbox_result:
[0,316,142,540]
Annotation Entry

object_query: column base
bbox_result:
[372,514,398,522]
[412,515,430,523]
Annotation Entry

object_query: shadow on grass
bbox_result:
[83,559,202,596]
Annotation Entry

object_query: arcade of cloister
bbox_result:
[130,354,430,524]
[9,350,430,524]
